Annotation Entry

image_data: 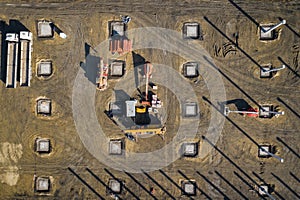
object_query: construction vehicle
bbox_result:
[123,126,166,141]
[134,61,153,114]
[96,59,108,91]
[224,105,284,118]
[121,61,166,140]
[224,106,259,117]
[261,19,286,33]
[136,107,146,113]
[141,61,153,106]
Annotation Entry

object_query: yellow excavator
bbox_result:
[136,107,146,113]
[134,62,153,114]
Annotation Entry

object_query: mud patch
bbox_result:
[0,143,23,186]
[0,166,19,186]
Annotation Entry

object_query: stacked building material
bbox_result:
[109,38,132,54]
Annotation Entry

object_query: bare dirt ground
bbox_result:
[0,0,299,199]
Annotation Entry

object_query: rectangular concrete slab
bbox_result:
[125,100,136,117]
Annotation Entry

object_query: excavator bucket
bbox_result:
[224,106,230,116]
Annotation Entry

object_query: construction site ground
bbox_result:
[0,0,299,199]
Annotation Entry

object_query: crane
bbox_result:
[142,61,153,106]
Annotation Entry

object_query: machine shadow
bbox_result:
[204,16,264,71]
[80,53,100,85]
[277,97,300,119]
[67,167,105,200]
[177,170,212,199]
[276,137,300,159]
[86,168,124,199]
[142,170,176,200]
[228,0,260,28]
[278,17,300,38]
[201,135,268,199]
[278,56,300,79]
[159,169,195,200]
[215,171,248,199]
[132,51,146,90]
[233,171,267,200]
[196,171,230,200]
[203,56,263,109]
[252,171,284,200]
[0,21,7,83]
[271,172,300,199]
[104,168,140,200]
[124,171,158,200]
[203,96,260,146]
[289,172,300,183]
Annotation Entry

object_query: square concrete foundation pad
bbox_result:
[109,179,122,193]
[183,62,198,77]
[37,99,52,115]
[259,185,269,196]
[259,105,272,118]
[36,138,50,153]
[109,140,122,155]
[181,180,196,195]
[183,143,198,157]
[185,102,197,117]
[260,66,272,78]
[110,61,124,76]
[111,22,125,36]
[35,177,50,192]
[37,21,53,38]
[260,26,274,40]
[258,145,271,157]
[183,22,199,39]
[38,61,52,76]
